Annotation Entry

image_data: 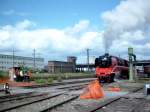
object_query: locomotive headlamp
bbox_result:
[102,57,107,61]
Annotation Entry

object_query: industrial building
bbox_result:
[48,56,76,73]
[0,54,44,71]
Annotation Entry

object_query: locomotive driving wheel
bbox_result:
[107,73,115,83]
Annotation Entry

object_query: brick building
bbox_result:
[48,56,76,73]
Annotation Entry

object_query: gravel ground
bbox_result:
[96,98,145,112]
[50,97,107,112]
[42,81,146,112]
[0,80,147,112]
[95,89,150,112]
[49,91,129,112]
[0,93,53,111]
[6,94,77,112]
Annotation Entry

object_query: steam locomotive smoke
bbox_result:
[102,0,150,54]
[103,31,109,54]
[104,34,109,54]
[103,28,120,54]
[103,28,113,54]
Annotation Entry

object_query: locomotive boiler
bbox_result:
[95,53,129,82]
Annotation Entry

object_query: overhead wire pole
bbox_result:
[87,48,90,72]
[12,48,15,68]
[33,49,36,72]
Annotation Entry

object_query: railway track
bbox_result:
[0,92,48,103]
[55,79,112,92]
[0,92,34,99]
[40,95,79,112]
[0,89,4,92]
[96,97,146,112]
[1,93,78,112]
[37,82,113,112]
[57,83,88,90]
[1,79,145,112]
[0,84,84,104]
[0,78,95,112]
[0,92,63,112]
[85,87,145,112]
[24,78,96,89]
[0,84,83,112]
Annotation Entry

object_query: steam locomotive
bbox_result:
[95,53,129,82]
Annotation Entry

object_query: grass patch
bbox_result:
[47,78,53,83]
[0,71,9,79]
[31,72,95,84]
[34,78,54,84]
[35,79,46,84]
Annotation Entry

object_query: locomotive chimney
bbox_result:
[105,53,109,56]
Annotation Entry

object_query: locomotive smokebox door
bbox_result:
[145,84,150,95]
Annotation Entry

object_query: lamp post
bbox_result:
[12,49,15,68]
[33,49,35,72]
[86,48,91,72]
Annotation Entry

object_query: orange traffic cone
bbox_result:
[80,87,91,99]
[80,80,104,99]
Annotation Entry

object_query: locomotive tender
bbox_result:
[95,53,129,82]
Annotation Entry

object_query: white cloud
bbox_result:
[102,0,149,30]
[2,9,15,15]
[15,20,36,29]
[2,9,29,16]
[120,30,145,41]
[0,20,103,62]
[1,0,150,62]
[69,20,90,33]
[101,0,150,60]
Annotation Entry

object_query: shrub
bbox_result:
[47,78,53,84]
[57,75,62,82]
[35,79,46,84]
[0,71,9,78]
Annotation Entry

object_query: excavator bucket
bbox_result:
[80,80,104,99]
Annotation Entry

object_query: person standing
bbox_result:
[4,83,10,94]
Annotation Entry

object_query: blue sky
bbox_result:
[0,0,150,64]
[0,0,120,28]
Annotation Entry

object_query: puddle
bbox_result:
[104,91,128,98]
[9,88,35,94]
